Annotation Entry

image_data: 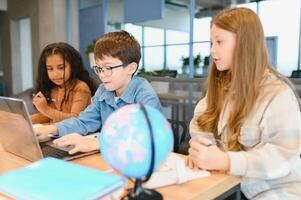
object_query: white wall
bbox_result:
[38,0,67,49]
[10,20,22,94]
[136,4,190,32]
[0,0,7,11]
[20,18,33,91]
[70,0,79,49]
[53,0,67,42]
[10,18,33,94]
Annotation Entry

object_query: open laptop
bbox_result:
[0,96,98,162]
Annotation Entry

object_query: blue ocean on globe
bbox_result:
[100,104,174,179]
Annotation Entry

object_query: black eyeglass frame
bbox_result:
[92,63,128,76]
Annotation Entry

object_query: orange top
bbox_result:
[31,80,92,124]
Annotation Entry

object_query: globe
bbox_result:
[99,104,174,179]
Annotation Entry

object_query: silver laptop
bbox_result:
[0,96,98,162]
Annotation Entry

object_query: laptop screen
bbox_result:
[0,96,43,161]
[0,96,99,161]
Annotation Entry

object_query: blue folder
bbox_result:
[0,158,126,200]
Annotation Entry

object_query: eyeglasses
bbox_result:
[92,63,127,76]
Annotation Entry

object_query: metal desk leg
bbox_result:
[215,184,241,200]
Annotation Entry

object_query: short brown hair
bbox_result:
[94,31,141,65]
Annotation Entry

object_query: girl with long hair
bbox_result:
[31,42,97,124]
[187,8,301,199]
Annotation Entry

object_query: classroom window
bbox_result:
[166,44,189,71]
[259,0,300,76]
[144,27,164,46]
[144,47,164,71]
[166,30,189,45]
[124,24,143,45]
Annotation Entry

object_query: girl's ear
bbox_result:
[127,62,138,75]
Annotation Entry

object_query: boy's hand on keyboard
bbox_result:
[52,133,99,154]
[34,125,58,140]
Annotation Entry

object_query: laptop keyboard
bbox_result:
[40,143,70,159]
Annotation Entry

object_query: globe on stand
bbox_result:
[100,104,174,200]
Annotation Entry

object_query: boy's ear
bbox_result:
[127,62,138,75]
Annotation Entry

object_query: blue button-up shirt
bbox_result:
[56,76,162,136]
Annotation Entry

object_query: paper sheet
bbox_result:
[143,153,210,189]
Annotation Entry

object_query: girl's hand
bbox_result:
[185,156,200,171]
[32,91,48,112]
[188,136,230,171]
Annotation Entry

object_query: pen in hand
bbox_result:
[32,93,56,102]
[189,133,225,150]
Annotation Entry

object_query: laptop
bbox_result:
[0,96,99,162]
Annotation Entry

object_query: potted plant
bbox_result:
[202,56,210,75]
[181,54,202,75]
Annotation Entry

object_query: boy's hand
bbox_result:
[34,124,58,140]
[53,133,100,154]
[188,136,230,171]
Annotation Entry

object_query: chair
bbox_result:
[290,70,301,78]
[0,81,5,96]
[13,88,37,115]
[168,119,189,155]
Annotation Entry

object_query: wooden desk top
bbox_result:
[0,145,241,200]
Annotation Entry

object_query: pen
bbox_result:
[47,134,60,139]
[205,141,217,147]
[46,98,56,102]
[32,93,56,102]
[189,138,223,148]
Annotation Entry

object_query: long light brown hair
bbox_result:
[197,7,282,151]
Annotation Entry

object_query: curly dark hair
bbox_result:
[35,42,97,108]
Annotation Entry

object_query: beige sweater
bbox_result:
[190,73,301,199]
[31,80,92,124]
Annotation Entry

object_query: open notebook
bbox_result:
[143,152,210,189]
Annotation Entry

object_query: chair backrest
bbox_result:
[0,80,5,96]
[290,70,301,78]
[13,88,37,115]
[168,119,188,153]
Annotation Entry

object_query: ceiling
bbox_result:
[181,0,251,9]
[166,0,259,17]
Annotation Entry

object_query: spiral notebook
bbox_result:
[0,158,126,200]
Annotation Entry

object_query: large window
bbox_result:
[124,24,142,45]
[259,0,301,76]
[166,44,189,71]
[144,47,164,71]
[124,16,212,74]
[144,27,164,46]
[124,0,301,77]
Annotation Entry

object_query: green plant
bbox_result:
[85,40,96,59]
[137,68,177,77]
[181,54,202,68]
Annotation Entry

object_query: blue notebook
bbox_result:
[0,158,126,200]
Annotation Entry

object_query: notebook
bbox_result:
[0,158,126,200]
[143,153,210,189]
[0,96,98,161]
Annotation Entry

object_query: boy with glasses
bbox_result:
[34,31,162,154]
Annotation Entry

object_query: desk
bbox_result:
[157,90,202,101]
[0,145,241,200]
[157,90,202,124]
